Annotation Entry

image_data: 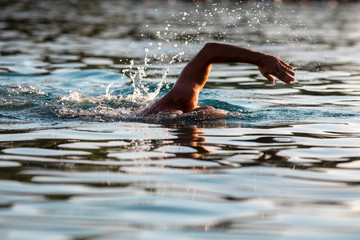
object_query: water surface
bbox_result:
[1,1,360,239]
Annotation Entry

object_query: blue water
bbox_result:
[1,1,360,239]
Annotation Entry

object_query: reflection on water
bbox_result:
[1,1,360,239]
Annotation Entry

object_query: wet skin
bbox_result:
[139,42,295,116]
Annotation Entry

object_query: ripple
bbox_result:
[7,66,48,75]
[2,148,91,157]
[1,1,360,240]
[0,160,21,168]
[108,152,174,160]
[155,146,198,153]
[82,57,113,65]
[337,160,360,169]
[58,141,129,150]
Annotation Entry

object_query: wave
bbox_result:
[1,70,359,126]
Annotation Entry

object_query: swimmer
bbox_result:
[139,42,295,116]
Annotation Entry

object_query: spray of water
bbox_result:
[57,1,320,121]
[121,47,184,105]
[155,3,312,80]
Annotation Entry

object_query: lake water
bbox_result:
[1,0,360,239]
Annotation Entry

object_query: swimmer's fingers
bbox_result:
[277,72,295,84]
[258,55,295,84]
[276,60,295,84]
[280,59,294,70]
[258,67,275,84]
[266,72,293,85]
[281,64,296,77]
[265,74,275,84]
[265,68,295,84]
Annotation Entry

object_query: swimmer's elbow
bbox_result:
[200,42,219,64]
[201,42,231,64]
[202,42,220,54]
[203,42,221,49]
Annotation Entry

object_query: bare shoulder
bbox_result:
[182,107,228,120]
[137,105,228,121]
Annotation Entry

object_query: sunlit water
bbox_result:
[1,1,360,239]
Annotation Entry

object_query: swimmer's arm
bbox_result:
[167,43,295,110]
[198,42,296,84]
[140,43,295,115]
[173,42,295,95]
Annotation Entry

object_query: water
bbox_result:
[1,0,360,239]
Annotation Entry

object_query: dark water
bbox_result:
[1,1,360,239]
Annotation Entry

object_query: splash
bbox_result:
[122,47,184,105]
[140,1,319,67]
[0,84,47,110]
[55,89,136,120]
[2,84,46,96]
[0,1,323,124]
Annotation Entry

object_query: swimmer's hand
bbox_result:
[257,54,295,84]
